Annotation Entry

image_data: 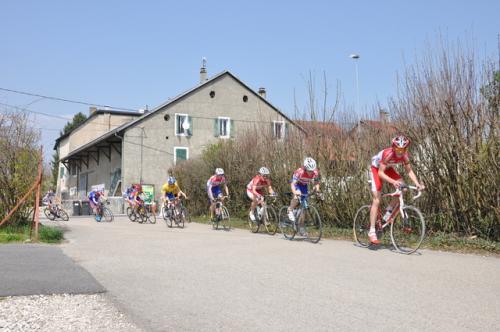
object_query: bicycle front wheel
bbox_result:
[278,206,296,240]
[264,206,278,235]
[390,206,425,254]
[353,205,371,248]
[102,207,114,222]
[221,206,230,230]
[59,209,69,221]
[303,206,322,243]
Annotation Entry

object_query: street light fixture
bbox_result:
[350,54,360,114]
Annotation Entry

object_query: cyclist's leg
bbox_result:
[385,168,403,211]
[369,167,383,243]
[247,190,257,220]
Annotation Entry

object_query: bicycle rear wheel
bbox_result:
[278,206,296,240]
[44,208,55,220]
[264,205,278,235]
[248,209,260,233]
[127,207,136,222]
[178,208,188,228]
[390,206,425,254]
[353,205,371,247]
[102,207,114,222]
[221,206,230,230]
[303,206,322,243]
[147,211,156,224]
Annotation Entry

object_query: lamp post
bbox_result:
[350,54,360,114]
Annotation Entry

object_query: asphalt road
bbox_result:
[0,244,104,297]
[56,216,500,332]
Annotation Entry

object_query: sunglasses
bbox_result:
[394,147,407,154]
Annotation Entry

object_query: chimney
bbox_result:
[200,57,207,84]
[258,87,266,99]
[379,110,390,122]
[89,107,97,116]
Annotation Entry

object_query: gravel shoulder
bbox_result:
[0,293,141,332]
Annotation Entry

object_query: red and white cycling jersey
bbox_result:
[371,148,410,169]
[206,175,226,189]
[246,175,271,194]
[292,167,320,185]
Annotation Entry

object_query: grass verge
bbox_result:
[0,225,64,244]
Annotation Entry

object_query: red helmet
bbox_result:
[391,135,410,150]
[134,184,143,192]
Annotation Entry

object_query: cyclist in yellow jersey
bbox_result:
[161,177,187,214]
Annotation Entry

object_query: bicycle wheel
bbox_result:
[248,209,260,233]
[127,207,136,222]
[147,211,156,224]
[221,206,231,230]
[264,205,278,235]
[179,208,188,228]
[102,207,114,222]
[59,209,69,221]
[353,205,371,247]
[44,208,55,220]
[303,206,322,243]
[390,206,425,254]
[278,206,296,240]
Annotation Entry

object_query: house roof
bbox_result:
[110,70,304,135]
[53,109,142,150]
[296,120,344,136]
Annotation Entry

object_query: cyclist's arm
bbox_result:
[178,189,187,199]
[378,163,401,187]
[290,179,301,196]
[404,163,425,190]
[267,185,275,196]
[207,184,214,201]
[224,184,229,197]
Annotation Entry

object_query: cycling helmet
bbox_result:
[215,168,224,175]
[391,135,410,149]
[134,184,143,192]
[167,177,176,185]
[259,167,270,176]
[303,157,317,171]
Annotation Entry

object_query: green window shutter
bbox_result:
[187,116,193,136]
[230,119,235,138]
[213,119,219,137]
[176,148,187,161]
[59,166,64,179]
[285,123,289,138]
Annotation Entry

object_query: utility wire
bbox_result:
[0,87,139,112]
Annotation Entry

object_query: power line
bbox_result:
[0,87,139,112]
[0,102,72,120]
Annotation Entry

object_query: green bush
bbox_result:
[38,226,64,243]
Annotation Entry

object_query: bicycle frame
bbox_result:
[379,185,422,230]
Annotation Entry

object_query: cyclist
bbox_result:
[247,167,276,221]
[161,176,188,216]
[288,157,321,235]
[368,135,425,244]
[42,189,56,213]
[131,184,145,214]
[206,168,229,219]
[88,189,105,221]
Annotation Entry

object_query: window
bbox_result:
[273,121,287,139]
[59,166,65,179]
[215,117,231,138]
[175,113,193,136]
[174,147,189,164]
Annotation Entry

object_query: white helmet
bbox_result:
[259,167,270,175]
[215,168,225,175]
[303,157,317,171]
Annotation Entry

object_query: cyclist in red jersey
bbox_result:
[368,135,425,244]
[246,167,276,221]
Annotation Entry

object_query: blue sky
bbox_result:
[0,0,498,159]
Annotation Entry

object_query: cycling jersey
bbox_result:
[206,175,226,189]
[371,148,409,169]
[292,167,320,186]
[162,182,181,200]
[88,191,101,205]
[42,192,55,205]
[246,175,271,195]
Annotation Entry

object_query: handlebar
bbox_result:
[385,185,422,200]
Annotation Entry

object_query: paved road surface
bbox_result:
[56,216,500,331]
[0,244,104,297]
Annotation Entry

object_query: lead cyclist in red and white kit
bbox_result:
[246,167,276,221]
[368,135,425,244]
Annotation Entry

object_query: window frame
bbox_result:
[273,120,286,139]
[175,113,190,136]
[218,116,231,139]
[173,147,189,164]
